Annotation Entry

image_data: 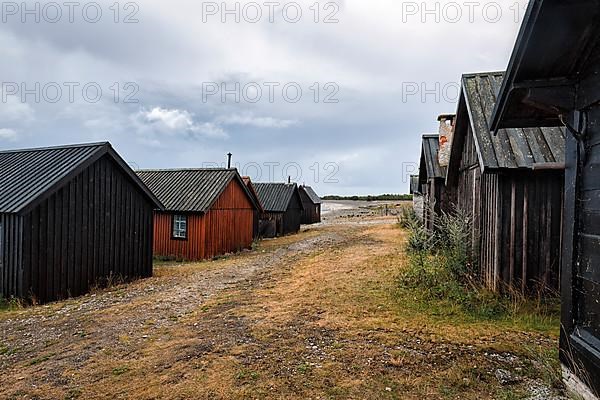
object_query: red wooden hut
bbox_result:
[137,169,260,261]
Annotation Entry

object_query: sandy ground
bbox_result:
[0,202,562,399]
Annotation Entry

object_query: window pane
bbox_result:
[173,215,187,238]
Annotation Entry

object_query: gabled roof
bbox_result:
[491,0,600,130]
[419,134,445,183]
[242,176,264,213]
[448,72,565,178]
[253,183,301,213]
[0,142,162,214]
[299,186,322,205]
[137,169,259,213]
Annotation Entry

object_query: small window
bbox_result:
[172,215,188,239]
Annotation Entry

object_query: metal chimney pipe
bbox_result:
[227,153,232,169]
[288,176,291,184]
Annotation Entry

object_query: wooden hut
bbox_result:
[419,134,447,230]
[0,142,162,303]
[489,0,600,395]
[242,176,264,240]
[253,183,303,237]
[446,71,565,293]
[409,175,424,221]
[299,185,322,224]
[137,169,260,261]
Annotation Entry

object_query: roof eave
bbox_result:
[490,0,545,132]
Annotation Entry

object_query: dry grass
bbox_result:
[0,220,560,399]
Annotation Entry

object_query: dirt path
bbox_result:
[0,212,560,399]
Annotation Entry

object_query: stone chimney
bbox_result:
[437,114,455,168]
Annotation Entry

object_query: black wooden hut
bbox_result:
[299,185,322,224]
[419,134,448,230]
[254,183,303,237]
[447,71,565,293]
[490,0,600,395]
[0,142,162,303]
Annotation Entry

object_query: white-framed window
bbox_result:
[172,214,188,239]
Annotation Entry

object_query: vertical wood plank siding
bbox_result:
[283,192,303,235]
[152,179,254,261]
[18,155,154,303]
[424,178,448,231]
[299,190,321,224]
[455,127,563,292]
[203,178,254,258]
[0,214,24,298]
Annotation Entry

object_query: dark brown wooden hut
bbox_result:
[254,183,303,237]
[0,142,162,303]
[446,71,565,293]
[137,169,260,261]
[299,185,322,224]
[490,0,600,395]
[419,134,447,230]
[242,176,264,240]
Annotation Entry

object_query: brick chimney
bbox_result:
[437,114,455,168]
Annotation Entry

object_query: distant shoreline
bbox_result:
[322,194,412,201]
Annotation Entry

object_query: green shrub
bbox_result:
[397,205,510,320]
[397,205,561,324]
[397,206,419,229]
[0,296,22,311]
[434,207,476,283]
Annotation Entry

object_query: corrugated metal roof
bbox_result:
[462,72,565,169]
[0,142,162,214]
[0,142,106,214]
[254,183,298,213]
[137,169,253,212]
[421,134,445,179]
[299,186,321,204]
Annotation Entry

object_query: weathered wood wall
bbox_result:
[19,155,155,303]
[455,127,563,292]
[456,125,482,257]
[423,178,447,231]
[413,194,424,221]
[152,179,254,260]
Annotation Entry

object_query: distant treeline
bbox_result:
[322,194,412,201]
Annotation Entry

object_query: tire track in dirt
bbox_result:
[0,227,350,398]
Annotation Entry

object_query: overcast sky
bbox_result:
[0,0,528,195]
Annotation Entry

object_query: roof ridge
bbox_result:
[254,182,296,185]
[0,141,109,155]
[462,70,505,79]
[136,168,237,172]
